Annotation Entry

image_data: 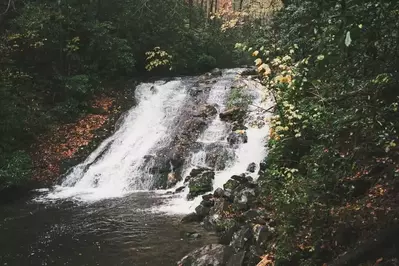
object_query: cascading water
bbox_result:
[38,69,273,212]
[44,79,189,201]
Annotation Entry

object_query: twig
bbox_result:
[250,104,276,112]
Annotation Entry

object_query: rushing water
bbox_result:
[0,69,272,266]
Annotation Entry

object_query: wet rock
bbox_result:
[259,162,267,171]
[187,170,215,200]
[177,244,233,266]
[246,163,256,173]
[203,198,231,231]
[219,107,246,123]
[175,186,186,193]
[167,172,180,188]
[219,218,240,245]
[211,68,223,76]
[233,188,257,211]
[231,174,252,184]
[195,204,211,218]
[240,68,257,76]
[214,188,225,198]
[201,194,215,207]
[205,143,234,171]
[245,245,262,266]
[181,212,202,223]
[252,224,273,251]
[227,131,248,146]
[225,250,246,266]
[194,104,218,118]
[230,226,253,252]
[223,179,240,192]
[185,167,213,183]
[231,122,247,131]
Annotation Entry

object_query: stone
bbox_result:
[175,186,186,193]
[167,172,180,188]
[187,170,215,200]
[231,122,248,131]
[211,68,223,76]
[223,179,240,191]
[246,163,256,173]
[240,68,257,76]
[219,107,246,123]
[195,204,211,218]
[214,188,225,198]
[231,174,251,184]
[227,131,248,146]
[181,212,202,223]
[177,244,233,266]
[194,104,218,118]
[226,251,246,266]
[205,143,234,170]
[219,218,240,245]
[230,226,253,252]
[252,224,273,250]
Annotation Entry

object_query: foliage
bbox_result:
[239,0,399,264]
[0,0,253,189]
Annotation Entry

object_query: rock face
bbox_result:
[219,107,246,123]
[227,131,248,146]
[177,244,233,266]
[204,143,234,171]
[187,168,215,200]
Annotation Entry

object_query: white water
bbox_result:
[42,80,188,201]
[37,69,273,213]
[158,73,273,214]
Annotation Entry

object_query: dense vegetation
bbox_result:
[0,0,253,189]
[237,0,399,264]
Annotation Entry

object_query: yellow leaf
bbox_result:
[252,50,259,57]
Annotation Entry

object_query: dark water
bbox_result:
[0,192,215,266]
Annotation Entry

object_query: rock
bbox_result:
[231,122,247,131]
[227,131,248,146]
[240,68,257,76]
[226,250,246,266]
[185,167,213,183]
[175,186,186,193]
[177,244,233,266]
[181,212,202,223]
[203,198,231,231]
[252,224,273,251]
[245,245,262,266]
[195,104,218,118]
[246,163,256,173]
[231,174,252,184]
[219,218,240,245]
[214,188,225,198]
[223,179,240,191]
[201,194,215,207]
[195,204,211,218]
[211,68,223,76]
[187,170,215,200]
[230,226,253,252]
[242,209,267,224]
[167,172,180,188]
[219,107,246,123]
[233,188,257,211]
[205,143,234,170]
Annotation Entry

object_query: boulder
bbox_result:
[214,188,225,198]
[231,174,252,184]
[246,163,256,173]
[167,172,180,188]
[194,104,218,118]
[181,212,203,223]
[219,218,240,245]
[230,226,253,252]
[219,107,246,123]
[227,131,248,146]
[175,186,186,193]
[231,122,247,131]
[233,188,257,211]
[195,204,211,218]
[211,68,223,76]
[223,179,240,192]
[187,170,215,200]
[177,244,233,266]
[252,224,273,251]
[205,143,234,171]
[240,68,257,76]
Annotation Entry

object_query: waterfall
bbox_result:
[38,69,272,210]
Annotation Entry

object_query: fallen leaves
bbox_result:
[31,95,115,181]
[257,254,274,266]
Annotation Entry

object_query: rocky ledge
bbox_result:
[178,162,273,266]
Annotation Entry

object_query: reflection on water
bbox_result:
[0,192,216,266]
